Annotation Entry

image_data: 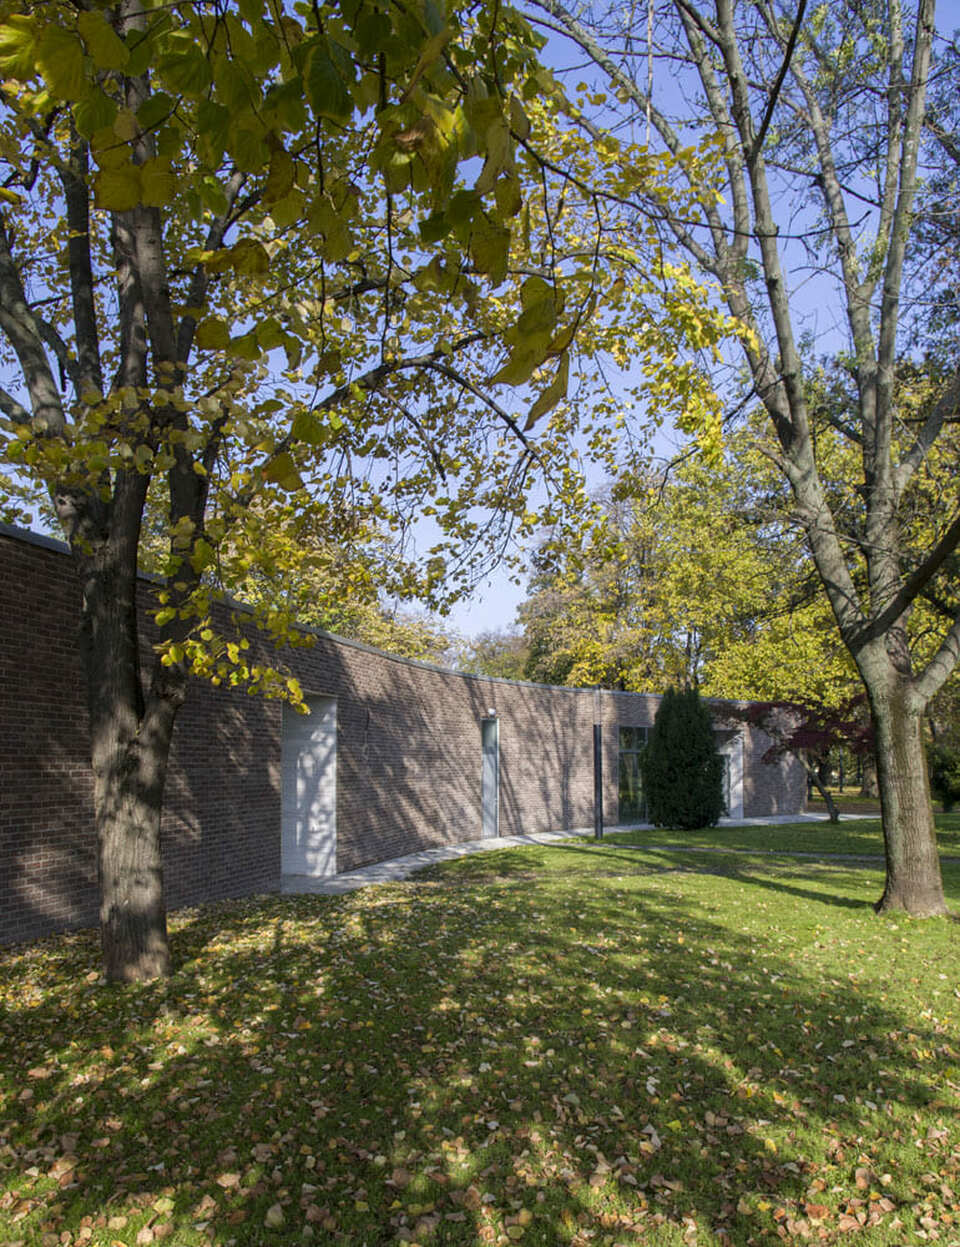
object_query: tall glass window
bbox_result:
[618,726,648,823]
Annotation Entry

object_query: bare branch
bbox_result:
[0,386,30,424]
[894,370,960,493]
[0,214,65,433]
[748,0,808,167]
[60,128,103,396]
[855,508,960,653]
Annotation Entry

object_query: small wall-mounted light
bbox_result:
[487,707,497,717]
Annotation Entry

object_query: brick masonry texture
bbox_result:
[0,526,804,945]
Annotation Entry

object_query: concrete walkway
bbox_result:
[280,811,873,897]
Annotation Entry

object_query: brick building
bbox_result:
[0,524,805,945]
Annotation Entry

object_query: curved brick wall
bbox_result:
[0,525,805,945]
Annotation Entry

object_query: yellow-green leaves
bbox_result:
[401,29,453,102]
[509,95,531,141]
[0,11,126,101]
[492,277,560,384]
[525,351,569,430]
[305,37,353,125]
[263,76,308,134]
[262,451,303,493]
[230,238,271,276]
[140,162,177,207]
[0,14,86,98]
[307,193,354,262]
[113,108,139,143]
[36,22,85,100]
[93,159,176,210]
[262,146,295,206]
[474,118,513,195]
[494,174,523,218]
[469,216,511,286]
[187,238,271,277]
[194,318,232,351]
[76,10,129,71]
[93,165,142,212]
[0,14,39,80]
[291,410,324,446]
[156,31,213,97]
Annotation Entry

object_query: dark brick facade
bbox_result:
[0,525,805,945]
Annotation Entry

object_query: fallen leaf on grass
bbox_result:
[264,1202,285,1228]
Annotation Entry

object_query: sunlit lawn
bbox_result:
[604,812,960,858]
[805,792,882,817]
[2,821,959,1246]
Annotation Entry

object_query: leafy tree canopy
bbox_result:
[0,0,743,977]
[0,0,739,692]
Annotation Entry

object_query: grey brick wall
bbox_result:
[0,526,805,945]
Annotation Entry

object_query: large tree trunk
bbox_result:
[96,737,173,983]
[868,676,948,917]
[78,509,183,982]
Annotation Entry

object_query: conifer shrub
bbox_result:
[928,742,960,813]
[640,686,726,829]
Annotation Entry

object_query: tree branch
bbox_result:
[33,313,81,391]
[176,171,246,366]
[60,127,103,396]
[0,214,65,433]
[854,507,960,653]
[914,608,960,704]
[0,386,30,424]
[747,0,808,167]
[894,369,960,493]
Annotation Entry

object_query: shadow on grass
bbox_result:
[1,866,956,1247]
[542,839,960,915]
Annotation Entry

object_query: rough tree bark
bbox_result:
[0,2,219,978]
[82,533,177,982]
[859,636,946,915]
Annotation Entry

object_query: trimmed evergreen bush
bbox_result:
[928,742,960,813]
[640,686,726,829]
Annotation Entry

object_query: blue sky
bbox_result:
[439,0,960,640]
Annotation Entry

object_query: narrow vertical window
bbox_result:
[618,726,648,824]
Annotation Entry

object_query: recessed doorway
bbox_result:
[281,697,337,876]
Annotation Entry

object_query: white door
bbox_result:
[281,697,337,876]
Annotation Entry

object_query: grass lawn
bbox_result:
[2,823,959,1246]
[805,792,882,817]
[604,812,960,858]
